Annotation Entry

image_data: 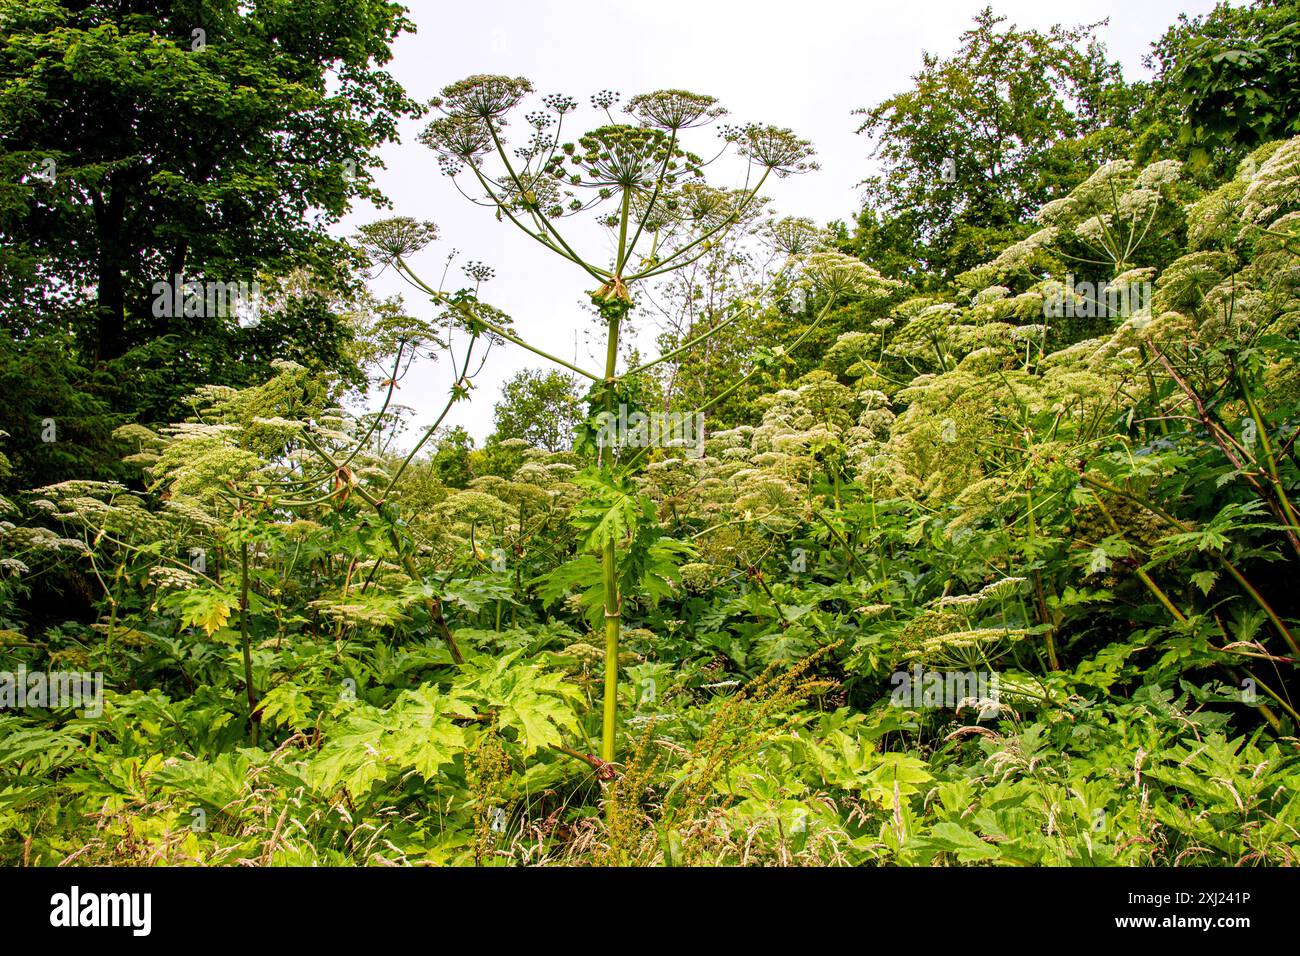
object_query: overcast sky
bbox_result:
[336,0,1221,446]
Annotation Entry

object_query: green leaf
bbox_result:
[177,588,238,637]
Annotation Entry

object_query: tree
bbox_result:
[1138,0,1300,173]
[847,7,1135,283]
[0,0,421,363]
[0,336,125,493]
[428,425,475,490]
[491,368,585,452]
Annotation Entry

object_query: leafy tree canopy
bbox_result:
[0,0,421,362]
[1139,0,1300,173]
[846,7,1136,284]
[491,368,585,453]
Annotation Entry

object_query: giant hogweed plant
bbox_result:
[838,141,1300,721]
[646,141,1299,734]
[5,136,1300,866]
[23,262,526,745]
[383,75,896,766]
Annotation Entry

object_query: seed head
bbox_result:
[571,125,701,190]
[463,261,496,284]
[543,93,577,114]
[766,216,821,257]
[356,217,439,263]
[626,90,726,130]
[682,183,735,221]
[420,114,494,164]
[727,124,818,177]
[435,74,534,118]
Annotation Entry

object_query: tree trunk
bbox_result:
[90,189,128,362]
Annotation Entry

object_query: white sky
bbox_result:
[336,0,1220,446]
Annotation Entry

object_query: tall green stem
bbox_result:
[1239,369,1300,542]
[1081,473,1298,657]
[240,541,259,746]
[599,298,626,764]
[601,536,620,763]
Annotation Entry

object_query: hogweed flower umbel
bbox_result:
[725,124,818,177]
[420,115,494,168]
[356,217,439,264]
[626,90,726,130]
[433,74,534,118]
[766,216,822,258]
[801,251,899,298]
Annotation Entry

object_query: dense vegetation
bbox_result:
[2,1,1299,866]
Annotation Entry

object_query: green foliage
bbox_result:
[1143,0,1300,172]
[0,0,419,491]
[3,8,1300,869]
[491,368,584,452]
[0,0,420,355]
[847,7,1136,283]
[0,336,127,492]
